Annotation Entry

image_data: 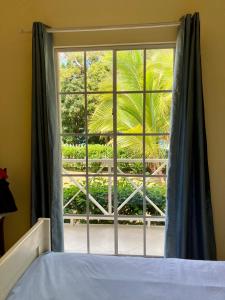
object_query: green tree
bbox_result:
[59,51,112,144]
[89,49,173,157]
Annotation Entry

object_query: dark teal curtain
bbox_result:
[165,13,216,260]
[31,22,64,252]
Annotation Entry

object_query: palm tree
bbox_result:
[89,49,173,158]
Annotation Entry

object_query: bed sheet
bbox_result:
[7,252,225,300]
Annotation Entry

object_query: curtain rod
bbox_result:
[20,21,180,34]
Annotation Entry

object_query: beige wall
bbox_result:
[0,0,225,258]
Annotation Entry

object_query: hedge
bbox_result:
[63,178,166,218]
[62,144,144,173]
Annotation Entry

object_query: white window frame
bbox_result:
[55,43,175,257]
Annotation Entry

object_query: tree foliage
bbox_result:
[59,49,173,157]
[59,51,112,144]
[89,49,173,157]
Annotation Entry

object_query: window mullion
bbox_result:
[113,50,118,255]
[143,49,147,256]
[84,51,90,254]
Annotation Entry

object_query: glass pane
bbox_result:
[146,180,166,256]
[117,136,143,175]
[89,221,114,254]
[60,94,85,134]
[146,223,165,256]
[61,136,86,174]
[63,176,87,253]
[88,176,114,215]
[88,176,114,254]
[146,49,173,91]
[145,93,172,133]
[64,218,87,253]
[63,177,87,215]
[146,180,166,216]
[58,52,84,93]
[86,51,113,92]
[117,50,144,91]
[117,177,143,255]
[88,94,113,134]
[145,135,169,160]
[117,177,143,216]
[117,94,143,133]
[118,219,143,255]
[88,136,113,175]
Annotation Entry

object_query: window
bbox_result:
[57,46,174,256]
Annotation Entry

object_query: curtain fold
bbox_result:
[31,22,64,252]
[165,13,216,260]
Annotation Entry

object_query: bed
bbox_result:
[1,219,225,300]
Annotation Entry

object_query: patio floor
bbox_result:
[64,224,164,256]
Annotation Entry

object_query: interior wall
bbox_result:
[0,0,225,258]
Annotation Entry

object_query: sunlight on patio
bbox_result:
[64,223,164,256]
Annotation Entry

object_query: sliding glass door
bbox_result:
[57,46,174,256]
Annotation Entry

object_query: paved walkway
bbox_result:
[64,224,164,256]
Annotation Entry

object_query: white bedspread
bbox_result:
[7,252,225,300]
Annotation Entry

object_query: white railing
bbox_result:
[63,158,167,226]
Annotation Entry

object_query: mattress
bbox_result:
[7,252,225,300]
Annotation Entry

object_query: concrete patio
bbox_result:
[64,223,164,256]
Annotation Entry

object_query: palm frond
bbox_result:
[89,49,173,156]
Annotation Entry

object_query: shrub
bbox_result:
[62,144,143,173]
[63,178,166,219]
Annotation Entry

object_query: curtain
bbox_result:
[165,13,216,260]
[31,22,64,251]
